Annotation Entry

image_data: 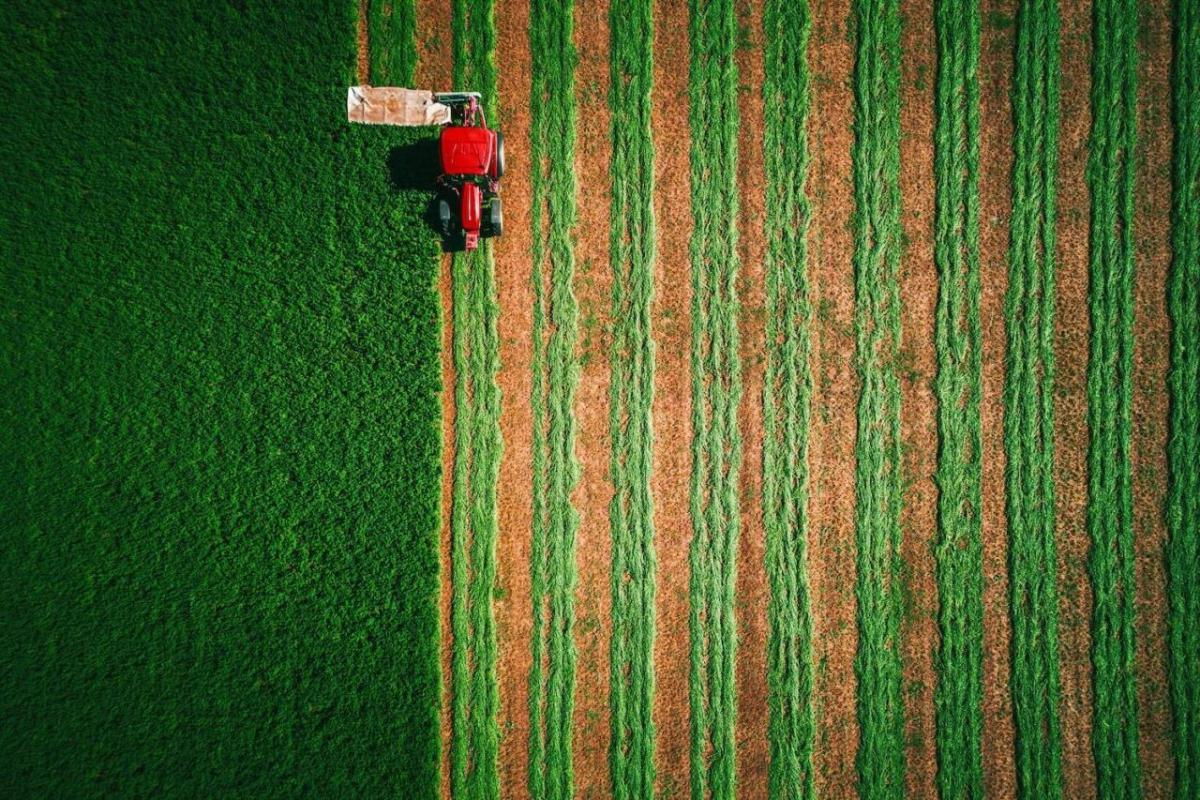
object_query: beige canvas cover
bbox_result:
[346,87,451,126]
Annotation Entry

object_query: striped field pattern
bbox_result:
[687,0,742,797]
[1086,0,1141,796]
[931,0,984,796]
[761,1,815,798]
[607,0,658,796]
[850,0,906,796]
[1167,0,1200,795]
[527,0,582,797]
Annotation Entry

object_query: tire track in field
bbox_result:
[1167,0,1200,795]
[687,0,742,796]
[851,0,906,796]
[760,1,815,797]
[449,2,503,796]
[527,0,582,796]
[608,0,657,795]
[1085,1,1141,795]
[931,0,984,795]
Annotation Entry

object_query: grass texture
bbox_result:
[687,0,742,796]
[931,0,984,797]
[0,1,441,795]
[528,0,582,798]
[1167,0,1200,795]
[1004,0,1064,797]
[368,0,417,84]
[449,1,503,798]
[761,1,816,798]
[607,0,658,797]
[1085,1,1141,796]
[850,0,905,797]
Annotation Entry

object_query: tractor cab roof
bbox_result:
[440,125,494,176]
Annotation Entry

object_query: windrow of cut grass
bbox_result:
[850,0,905,797]
[607,0,657,797]
[1086,1,1141,797]
[449,2,503,798]
[1004,0,1063,797]
[1167,0,1200,795]
[931,0,984,797]
[687,0,742,797]
[368,0,416,84]
[527,0,582,798]
[761,1,815,798]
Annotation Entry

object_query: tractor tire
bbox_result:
[486,196,503,238]
[437,197,453,236]
[493,132,506,179]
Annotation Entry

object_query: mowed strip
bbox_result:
[687,0,742,797]
[528,0,582,797]
[1086,1,1141,796]
[761,1,816,799]
[850,0,905,797]
[607,0,658,797]
[369,0,416,84]
[931,0,984,797]
[1168,0,1200,795]
[449,1,503,798]
[1005,0,1064,797]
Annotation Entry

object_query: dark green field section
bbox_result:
[0,2,441,796]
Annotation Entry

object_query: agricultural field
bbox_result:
[2,1,1198,800]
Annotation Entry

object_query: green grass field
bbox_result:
[0,1,441,796]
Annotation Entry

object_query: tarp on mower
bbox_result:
[346,87,451,126]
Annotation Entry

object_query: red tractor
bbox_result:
[434,92,504,250]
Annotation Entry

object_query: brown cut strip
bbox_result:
[357,0,370,84]
[572,2,616,798]
[806,1,860,796]
[650,0,694,795]
[1055,0,1096,795]
[493,0,536,796]
[978,0,1017,795]
[1131,0,1174,795]
[897,0,939,795]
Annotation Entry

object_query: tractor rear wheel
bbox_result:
[493,132,506,179]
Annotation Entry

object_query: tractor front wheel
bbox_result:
[485,196,503,238]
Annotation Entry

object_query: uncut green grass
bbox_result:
[761,1,815,799]
[850,0,905,797]
[528,0,582,798]
[931,0,984,797]
[369,0,416,84]
[449,1,503,798]
[1167,0,1200,795]
[687,0,742,797]
[1004,0,1064,797]
[1086,1,1141,797]
[607,0,658,797]
[0,1,441,796]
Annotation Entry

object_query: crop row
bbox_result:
[931,0,984,798]
[527,0,582,798]
[1005,0,1064,797]
[761,2,815,799]
[1168,1,1200,796]
[449,1,502,798]
[607,0,658,798]
[850,0,905,797]
[1086,1,1141,796]
[686,0,743,797]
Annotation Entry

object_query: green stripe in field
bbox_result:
[1167,0,1200,795]
[1005,0,1063,797]
[1086,1,1141,796]
[761,1,815,798]
[607,0,657,797]
[931,0,984,797]
[687,0,742,797]
[850,0,904,797]
[450,2,502,799]
[368,0,416,84]
[528,0,582,798]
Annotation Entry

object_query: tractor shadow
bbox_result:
[386,138,464,253]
